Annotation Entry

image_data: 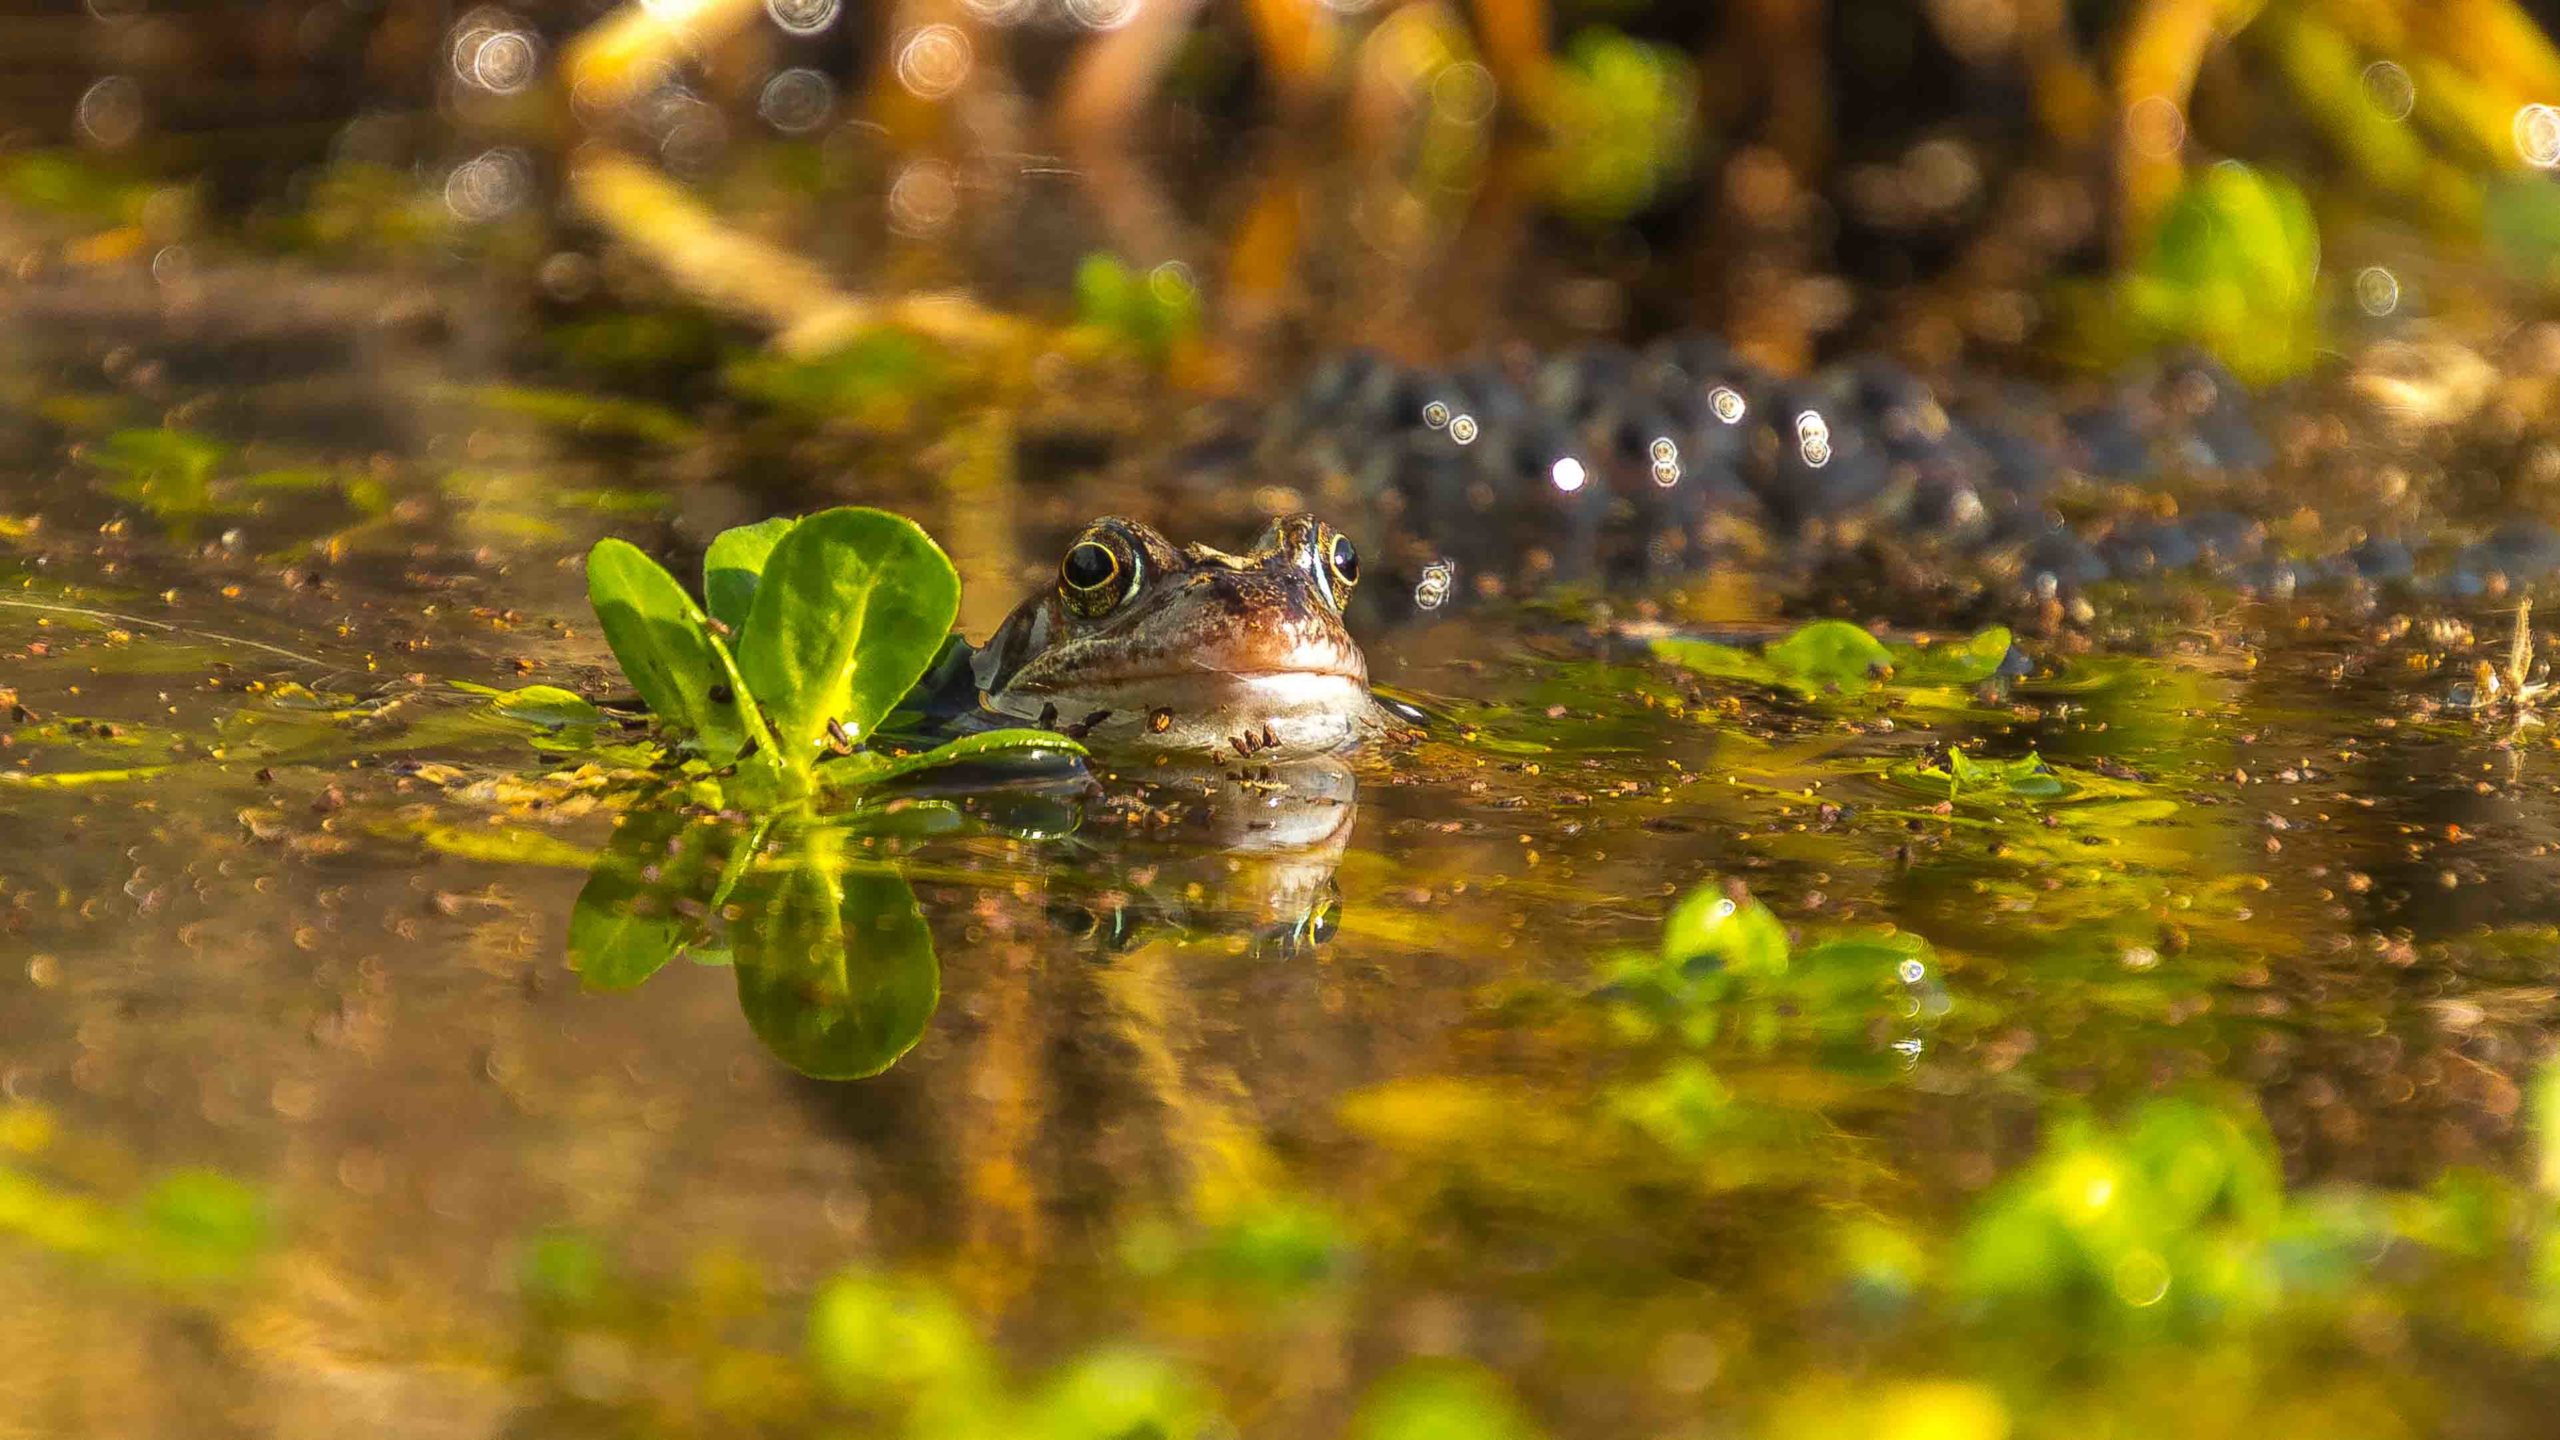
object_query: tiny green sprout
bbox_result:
[577,506,1081,804]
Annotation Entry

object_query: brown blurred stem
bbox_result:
[1467,0,1552,107]
[565,148,1021,355]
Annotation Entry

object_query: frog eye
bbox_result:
[1325,531,1360,591]
[1307,526,1358,611]
[1061,531,1137,616]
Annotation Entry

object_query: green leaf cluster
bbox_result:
[583,507,1078,801]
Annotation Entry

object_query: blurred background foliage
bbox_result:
[14,0,2560,395]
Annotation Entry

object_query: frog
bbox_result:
[968,514,1393,759]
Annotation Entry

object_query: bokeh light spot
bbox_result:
[2126,94,2186,161]
[2362,61,2415,121]
[887,160,960,237]
[765,0,841,37]
[758,68,836,134]
[1414,561,1455,610]
[2517,104,2560,167]
[1062,0,1140,31]
[2355,265,2400,317]
[893,24,973,101]
[75,76,145,149]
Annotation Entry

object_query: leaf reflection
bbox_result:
[565,798,941,1080]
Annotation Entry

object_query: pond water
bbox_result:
[9,17,2560,1439]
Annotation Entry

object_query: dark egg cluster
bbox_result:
[1254,336,2560,620]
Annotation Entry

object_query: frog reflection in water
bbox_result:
[970,514,1394,760]
[1038,757,1358,959]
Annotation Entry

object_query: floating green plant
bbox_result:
[1650,619,2015,702]
[580,506,1077,803]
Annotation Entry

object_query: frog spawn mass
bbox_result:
[1246,332,2560,624]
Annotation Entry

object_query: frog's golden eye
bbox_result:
[1306,525,1358,611]
[1061,532,1136,616]
[1324,531,1360,592]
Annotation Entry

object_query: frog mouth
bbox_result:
[998,667,1368,706]
[1000,650,1368,693]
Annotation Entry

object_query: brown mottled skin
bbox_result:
[973,515,1389,758]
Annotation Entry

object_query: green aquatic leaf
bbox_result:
[0,1158,270,1288]
[85,427,228,484]
[81,427,238,536]
[239,466,344,493]
[1892,746,2070,804]
[704,515,798,635]
[568,806,720,991]
[586,537,747,760]
[735,507,961,772]
[1661,884,1789,977]
[456,682,605,729]
[1766,619,1893,689]
[1132,1195,1353,1295]
[1655,619,1943,699]
[0,150,156,221]
[1646,635,1769,685]
[1889,626,2014,688]
[1955,747,2066,798]
[0,764,172,788]
[731,849,939,1080]
[398,820,598,870]
[1795,931,1932,970]
[2488,172,2560,288]
[816,727,1087,792]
